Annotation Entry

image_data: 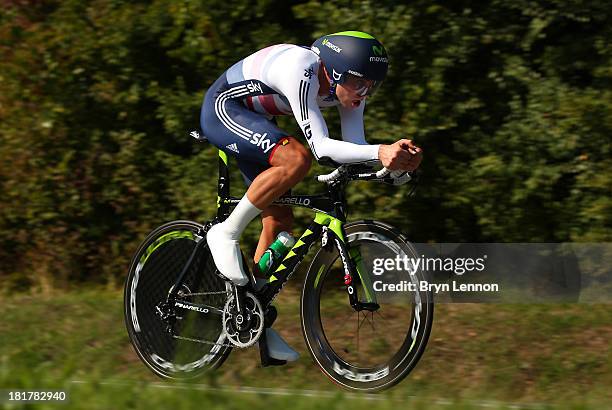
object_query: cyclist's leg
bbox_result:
[226,137,310,270]
[235,142,308,363]
[244,136,311,207]
[235,163,295,265]
[200,76,305,362]
[254,205,294,264]
[236,163,295,264]
[200,75,310,285]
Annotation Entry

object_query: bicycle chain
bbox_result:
[172,334,235,348]
[172,290,248,348]
[180,291,230,296]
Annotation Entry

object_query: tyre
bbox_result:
[124,220,232,379]
[301,220,434,392]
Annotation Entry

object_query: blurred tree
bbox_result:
[0,0,609,291]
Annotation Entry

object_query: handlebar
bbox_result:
[376,167,391,178]
[316,167,345,183]
[316,163,412,185]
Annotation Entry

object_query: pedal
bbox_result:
[258,327,287,367]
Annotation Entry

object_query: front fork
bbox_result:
[320,217,379,312]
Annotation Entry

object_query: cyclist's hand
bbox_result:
[378,139,422,171]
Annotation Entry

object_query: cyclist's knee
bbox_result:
[286,140,311,181]
[295,147,312,177]
[270,137,312,179]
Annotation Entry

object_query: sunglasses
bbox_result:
[341,73,381,96]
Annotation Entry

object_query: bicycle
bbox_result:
[124,132,434,392]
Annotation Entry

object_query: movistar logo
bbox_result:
[372,45,385,56]
[322,38,342,53]
[370,45,387,63]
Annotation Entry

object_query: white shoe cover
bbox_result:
[206,223,249,286]
[265,328,299,362]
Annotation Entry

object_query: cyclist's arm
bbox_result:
[288,81,379,163]
[303,106,379,164]
[338,101,367,145]
[303,100,379,164]
[338,100,367,145]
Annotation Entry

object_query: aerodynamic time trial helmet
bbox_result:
[311,31,389,96]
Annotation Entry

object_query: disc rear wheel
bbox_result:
[124,220,232,379]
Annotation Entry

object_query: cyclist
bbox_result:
[200,31,422,363]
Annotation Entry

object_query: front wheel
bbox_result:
[301,220,434,392]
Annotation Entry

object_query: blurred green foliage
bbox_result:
[0,0,610,290]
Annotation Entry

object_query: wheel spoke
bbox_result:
[358,311,376,332]
[356,311,360,363]
[357,311,371,331]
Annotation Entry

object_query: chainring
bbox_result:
[222,291,264,348]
